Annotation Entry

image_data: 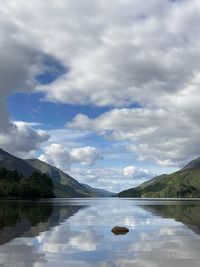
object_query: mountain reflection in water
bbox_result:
[0,199,200,267]
[0,200,86,245]
[142,201,200,235]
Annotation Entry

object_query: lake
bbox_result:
[0,198,200,267]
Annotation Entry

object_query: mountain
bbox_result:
[26,158,101,198]
[118,156,200,198]
[0,148,101,198]
[181,156,200,170]
[136,174,168,189]
[81,183,115,197]
[0,148,37,177]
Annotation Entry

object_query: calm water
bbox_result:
[0,199,200,266]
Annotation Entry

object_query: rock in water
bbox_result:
[111,226,129,235]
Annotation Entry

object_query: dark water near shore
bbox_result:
[0,198,200,266]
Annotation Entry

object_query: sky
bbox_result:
[1,0,200,192]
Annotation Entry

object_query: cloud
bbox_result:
[39,144,72,170]
[1,0,200,107]
[37,0,200,107]
[68,166,154,192]
[39,143,101,170]
[1,0,200,165]
[0,121,50,158]
[0,3,65,154]
[123,166,137,176]
[70,146,102,165]
[0,7,49,132]
[0,40,41,133]
[68,107,200,167]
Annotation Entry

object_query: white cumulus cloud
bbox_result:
[123,166,137,176]
[39,143,101,170]
[71,146,102,165]
[68,106,200,167]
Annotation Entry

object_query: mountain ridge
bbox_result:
[181,156,200,171]
[0,148,37,177]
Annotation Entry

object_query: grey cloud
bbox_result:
[0,4,65,154]
[0,122,50,158]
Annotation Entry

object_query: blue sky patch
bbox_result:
[36,56,66,85]
[8,92,110,129]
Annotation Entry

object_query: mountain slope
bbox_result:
[118,157,200,198]
[0,148,37,177]
[26,159,101,197]
[137,174,168,189]
[181,156,200,171]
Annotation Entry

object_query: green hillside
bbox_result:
[118,163,200,198]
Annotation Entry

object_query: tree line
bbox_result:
[0,168,54,198]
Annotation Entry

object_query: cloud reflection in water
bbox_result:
[0,199,200,267]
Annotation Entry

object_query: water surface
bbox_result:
[0,198,200,266]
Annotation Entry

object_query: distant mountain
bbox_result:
[0,148,102,198]
[26,158,102,198]
[118,156,200,198]
[81,183,115,197]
